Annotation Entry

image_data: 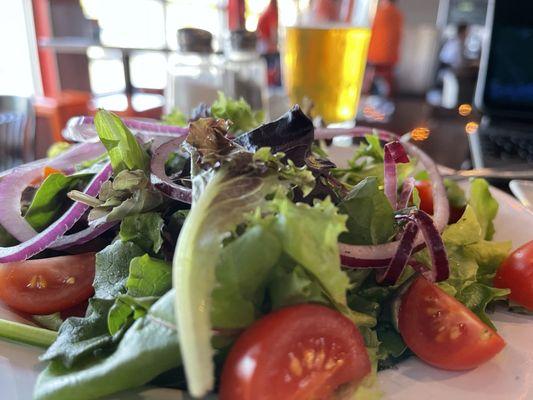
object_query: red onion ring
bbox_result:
[63,116,188,143]
[375,221,419,285]
[0,163,112,262]
[317,127,449,266]
[398,177,415,210]
[345,210,449,286]
[314,127,397,142]
[383,141,409,209]
[408,259,436,282]
[0,142,106,242]
[51,221,118,250]
[150,137,192,203]
[400,211,449,282]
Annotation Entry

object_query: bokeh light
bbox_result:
[465,122,479,134]
[362,105,385,122]
[458,104,472,117]
[411,127,430,141]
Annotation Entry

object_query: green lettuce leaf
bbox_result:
[94,110,150,173]
[456,283,510,328]
[331,134,414,188]
[469,178,498,240]
[444,178,467,209]
[34,291,180,400]
[174,115,323,396]
[119,212,164,254]
[93,241,145,299]
[465,240,512,285]
[338,177,396,245]
[210,92,264,134]
[268,264,328,310]
[271,196,350,307]
[25,172,91,232]
[32,313,63,332]
[211,223,282,329]
[107,254,171,335]
[355,133,384,162]
[210,196,371,332]
[253,147,315,197]
[415,204,511,327]
[162,108,187,126]
[41,240,148,367]
[439,206,510,292]
[46,141,71,158]
[69,170,163,223]
[442,206,483,246]
[173,153,288,396]
[126,254,172,297]
[39,298,115,368]
[0,223,18,246]
[107,295,159,335]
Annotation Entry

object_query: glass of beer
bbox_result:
[278,0,377,125]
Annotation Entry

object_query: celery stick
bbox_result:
[0,318,57,348]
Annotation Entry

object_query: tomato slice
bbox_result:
[399,277,505,371]
[414,180,434,215]
[494,240,533,311]
[0,253,96,315]
[219,304,371,400]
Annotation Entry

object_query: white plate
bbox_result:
[510,179,533,210]
[1,187,532,400]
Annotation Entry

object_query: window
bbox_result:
[0,1,39,96]
[81,0,227,92]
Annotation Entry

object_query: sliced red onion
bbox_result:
[0,143,106,242]
[408,259,436,282]
[400,210,449,282]
[321,127,449,266]
[383,141,409,209]
[51,221,117,250]
[150,137,192,203]
[343,210,449,286]
[0,163,112,262]
[314,127,398,142]
[375,221,419,285]
[63,116,188,143]
[398,177,415,210]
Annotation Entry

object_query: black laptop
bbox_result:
[472,0,533,168]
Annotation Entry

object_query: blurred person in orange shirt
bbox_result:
[366,0,403,96]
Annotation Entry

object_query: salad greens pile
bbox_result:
[0,100,516,400]
[164,91,265,135]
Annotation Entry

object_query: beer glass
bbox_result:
[278,0,377,124]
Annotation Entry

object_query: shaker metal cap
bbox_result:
[229,30,257,51]
[177,28,213,53]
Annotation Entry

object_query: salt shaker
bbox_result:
[223,30,269,117]
[165,28,223,115]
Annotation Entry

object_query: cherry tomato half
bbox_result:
[399,277,505,371]
[0,253,95,315]
[219,304,371,400]
[494,240,533,311]
[414,180,434,215]
[413,180,465,223]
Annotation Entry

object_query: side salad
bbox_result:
[0,98,531,400]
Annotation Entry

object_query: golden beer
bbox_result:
[282,26,371,123]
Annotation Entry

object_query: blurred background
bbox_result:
[0,0,531,178]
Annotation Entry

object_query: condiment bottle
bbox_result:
[165,28,223,115]
[223,30,269,117]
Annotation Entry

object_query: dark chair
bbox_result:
[0,96,35,170]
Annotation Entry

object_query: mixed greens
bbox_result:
[0,100,521,400]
